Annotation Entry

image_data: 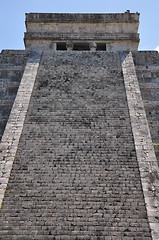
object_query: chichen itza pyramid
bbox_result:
[0,11,159,240]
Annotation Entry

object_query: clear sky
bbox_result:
[0,0,159,52]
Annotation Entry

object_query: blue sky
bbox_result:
[0,0,159,52]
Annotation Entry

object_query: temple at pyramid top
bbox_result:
[24,10,140,52]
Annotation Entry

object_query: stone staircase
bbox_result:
[0,50,28,141]
[133,51,159,165]
[0,51,151,239]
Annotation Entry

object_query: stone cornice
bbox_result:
[24,32,139,42]
[25,12,139,24]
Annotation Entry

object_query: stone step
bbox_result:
[140,82,159,101]
[151,137,159,145]
[0,93,17,101]
[0,98,16,105]
[145,115,159,125]
[0,106,13,120]
[135,65,159,71]
[0,59,27,67]
[0,79,19,88]
[0,119,8,136]
[0,69,25,80]
[0,84,19,93]
[141,89,159,100]
[148,122,159,131]
[0,50,28,55]
[0,50,28,63]
[137,76,159,84]
[143,100,159,107]
[153,144,159,151]
[148,120,159,127]
[152,144,159,164]
[140,82,159,89]
[132,51,159,66]
[0,65,25,71]
[135,69,159,82]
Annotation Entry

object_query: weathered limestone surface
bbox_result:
[0,51,151,239]
[122,51,159,240]
[0,50,41,209]
[26,12,139,23]
[0,50,28,141]
[133,51,159,166]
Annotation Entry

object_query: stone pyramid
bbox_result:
[0,11,159,240]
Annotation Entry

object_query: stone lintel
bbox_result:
[24,32,139,41]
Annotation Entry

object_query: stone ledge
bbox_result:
[0,50,29,56]
[26,12,139,23]
[24,32,139,41]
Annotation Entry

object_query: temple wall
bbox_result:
[133,51,159,166]
[0,50,28,140]
[27,22,139,34]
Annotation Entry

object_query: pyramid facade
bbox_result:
[0,11,159,240]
